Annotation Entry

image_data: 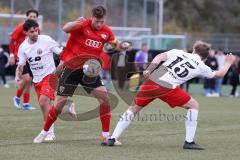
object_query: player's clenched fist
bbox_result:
[143,70,150,79]
[75,17,85,24]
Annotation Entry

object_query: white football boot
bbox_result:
[33,130,48,144]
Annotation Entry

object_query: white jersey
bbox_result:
[18,35,62,83]
[150,49,215,88]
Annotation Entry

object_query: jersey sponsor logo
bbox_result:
[59,86,65,93]
[28,56,41,63]
[101,34,107,40]
[85,39,102,48]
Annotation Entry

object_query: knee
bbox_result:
[39,98,49,108]
[55,97,68,113]
[128,103,142,115]
[99,93,110,105]
[24,77,32,85]
[190,99,199,110]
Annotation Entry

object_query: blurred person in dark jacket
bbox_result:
[0,45,10,88]
[203,49,218,96]
[229,57,239,97]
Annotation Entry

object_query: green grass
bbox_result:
[0,85,240,160]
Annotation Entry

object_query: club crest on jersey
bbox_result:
[37,48,43,55]
[101,34,107,40]
[59,86,65,93]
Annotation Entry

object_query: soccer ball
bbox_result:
[83,59,102,77]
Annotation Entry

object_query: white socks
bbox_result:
[111,110,135,139]
[48,124,54,134]
[102,132,110,137]
[185,109,198,143]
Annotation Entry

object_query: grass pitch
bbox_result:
[0,85,240,160]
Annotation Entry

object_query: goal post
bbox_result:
[111,26,186,50]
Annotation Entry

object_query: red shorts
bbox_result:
[34,74,57,101]
[134,79,191,108]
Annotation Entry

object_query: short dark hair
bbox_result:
[92,5,106,18]
[23,19,39,32]
[26,9,39,17]
[193,40,211,60]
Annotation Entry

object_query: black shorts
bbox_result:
[22,63,33,77]
[57,67,104,96]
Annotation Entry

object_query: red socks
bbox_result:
[44,106,58,131]
[16,90,30,104]
[43,104,111,132]
[23,93,30,104]
[16,89,23,98]
[99,104,111,132]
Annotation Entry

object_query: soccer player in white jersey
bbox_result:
[102,41,236,150]
[15,19,63,142]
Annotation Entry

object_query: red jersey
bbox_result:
[61,19,116,63]
[9,23,40,60]
[100,52,111,70]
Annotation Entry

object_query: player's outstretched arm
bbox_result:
[115,40,132,51]
[143,52,168,78]
[62,17,85,33]
[214,53,236,78]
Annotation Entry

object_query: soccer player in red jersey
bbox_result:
[33,5,130,144]
[10,9,40,110]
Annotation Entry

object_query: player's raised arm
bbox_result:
[143,52,168,78]
[62,17,85,33]
[213,53,236,78]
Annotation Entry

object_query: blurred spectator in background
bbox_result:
[214,49,226,96]
[100,51,112,90]
[113,48,132,90]
[0,45,10,88]
[228,57,240,97]
[203,49,218,96]
[134,43,152,87]
[134,43,150,71]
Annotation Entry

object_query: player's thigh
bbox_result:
[134,79,160,107]
[22,63,33,83]
[179,97,199,110]
[57,67,79,97]
[91,86,109,103]
[128,103,143,115]
[39,94,51,107]
[22,74,32,83]
[40,74,56,100]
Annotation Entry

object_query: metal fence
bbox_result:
[187,33,240,53]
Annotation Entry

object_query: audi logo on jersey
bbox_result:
[85,39,102,48]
